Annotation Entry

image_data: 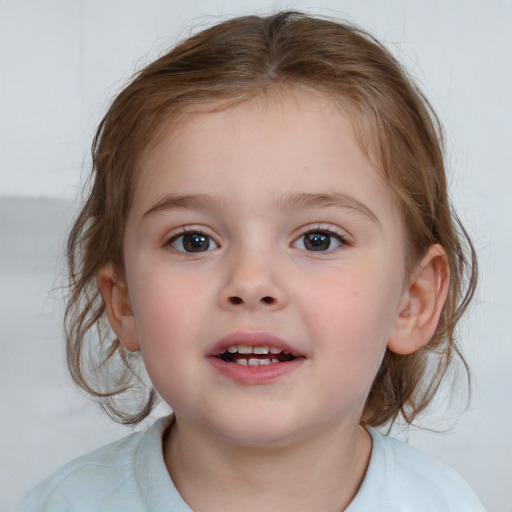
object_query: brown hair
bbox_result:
[65,11,477,426]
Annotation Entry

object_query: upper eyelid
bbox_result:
[293,223,350,240]
[165,229,221,255]
[161,222,351,245]
[164,225,220,245]
[166,224,216,237]
[291,226,349,254]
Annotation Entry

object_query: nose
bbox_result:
[217,248,288,312]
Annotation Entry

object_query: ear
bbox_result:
[387,244,450,355]
[98,264,140,352]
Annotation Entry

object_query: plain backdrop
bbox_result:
[1,1,511,511]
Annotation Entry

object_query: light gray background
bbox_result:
[1,1,510,511]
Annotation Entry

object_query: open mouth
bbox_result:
[209,334,304,383]
[217,344,297,366]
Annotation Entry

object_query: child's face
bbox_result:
[119,91,410,445]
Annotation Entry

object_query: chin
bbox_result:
[202,409,314,449]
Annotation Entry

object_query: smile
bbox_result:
[219,345,296,365]
[208,332,304,384]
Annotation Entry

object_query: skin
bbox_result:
[100,90,449,511]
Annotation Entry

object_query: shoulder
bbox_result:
[349,428,487,512]
[15,417,172,512]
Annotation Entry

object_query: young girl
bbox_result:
[18,11,486,512]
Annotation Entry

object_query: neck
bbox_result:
[164,415,372,512]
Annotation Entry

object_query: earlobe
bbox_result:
[98,264,141,352]
[387,244,450,355]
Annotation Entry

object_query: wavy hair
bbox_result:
[65,11,477,425]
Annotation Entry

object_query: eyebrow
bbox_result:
[276,192,380,225]
[142,191,379,225]
[142,193,225,220]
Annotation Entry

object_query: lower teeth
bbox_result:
[235,358,280,366]
[219,351,295,365]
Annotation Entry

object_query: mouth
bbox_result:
[217,344,297,366]
[208,332,304,380]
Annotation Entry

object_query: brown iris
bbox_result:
[182,233,211,252]
[303,232,331,251]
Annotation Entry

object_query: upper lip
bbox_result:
[208,331,302,357]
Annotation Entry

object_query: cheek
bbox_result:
[127,267,200,363]
[304,264,403,359]
[131,286,203,412]
[129,252,205,322]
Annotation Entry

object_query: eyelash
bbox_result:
[165,227,219,254]
[292,226,349,253]
[164,225,349,254]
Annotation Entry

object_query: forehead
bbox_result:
[132,90,397,221]
[140,88,379,170]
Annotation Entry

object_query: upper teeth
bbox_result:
[226,345,289,355]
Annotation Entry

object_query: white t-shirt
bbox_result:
[17,415,487,511]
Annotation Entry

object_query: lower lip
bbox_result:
[207,357,304,385]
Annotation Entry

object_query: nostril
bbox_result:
[226,296,276,306]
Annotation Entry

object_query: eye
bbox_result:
[168,231,219,253]
[293,230,345,252]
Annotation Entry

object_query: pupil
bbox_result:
[304,233,330,251]
[183,233,209,252]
